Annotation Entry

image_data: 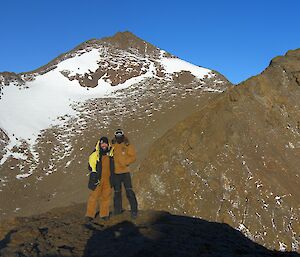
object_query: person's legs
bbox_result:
[86,186,101,218]
[113,174,123,215]
[99,182,112,218]
[123,173,138,215]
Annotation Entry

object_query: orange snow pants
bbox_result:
[86,181,112,218]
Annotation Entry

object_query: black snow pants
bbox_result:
[113,172,138,215]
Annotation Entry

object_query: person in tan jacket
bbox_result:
[112,129,138,218]
[85,136,115,222]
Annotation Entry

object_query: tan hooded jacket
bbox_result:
[112,137,136,174]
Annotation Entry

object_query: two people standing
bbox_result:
[85,129,138,222]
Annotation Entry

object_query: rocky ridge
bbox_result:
[135,48,300,251]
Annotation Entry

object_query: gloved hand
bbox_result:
[88,172,100,190]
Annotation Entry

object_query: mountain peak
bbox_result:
[102,31,162,57]
[286,48,300,58]
[269,48,300,69]
[105,31,142,42]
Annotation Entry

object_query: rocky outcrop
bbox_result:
[0,128,9,161]
[135,49,300,251]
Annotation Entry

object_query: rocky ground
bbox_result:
[0,204,299,257]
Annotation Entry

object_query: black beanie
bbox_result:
[99,136,109,144]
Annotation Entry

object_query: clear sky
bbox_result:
[1,0,299,84]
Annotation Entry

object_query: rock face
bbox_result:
[0,129,8,160]
[0,31,231,219]
[135,49,300,251]
[0,204,299,257]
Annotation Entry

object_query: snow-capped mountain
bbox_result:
[0,32,230,217]
[0,32,228,168]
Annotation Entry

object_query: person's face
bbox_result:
[100,142,108,150]
[115,136,124,144]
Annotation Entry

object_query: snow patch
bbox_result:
[237,223,254,241]
[279,242,287,252]
[160,57,211,79]
[58,49,100,76]
[16,173,32,179]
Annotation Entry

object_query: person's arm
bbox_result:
[88,152,98,172]
[88,151,99,190]
[125,144,136,165]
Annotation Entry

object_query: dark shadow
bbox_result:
[0,229,17,251]
[83,220,152,257]
[82,213,300,257]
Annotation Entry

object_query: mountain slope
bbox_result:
[0,32,231,218]
[135,49,300,251]
[0,204,299,257]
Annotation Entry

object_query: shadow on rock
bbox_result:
[83,211,299,257]
[83,220,153,257]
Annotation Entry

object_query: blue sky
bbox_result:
[1,0,299,84]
